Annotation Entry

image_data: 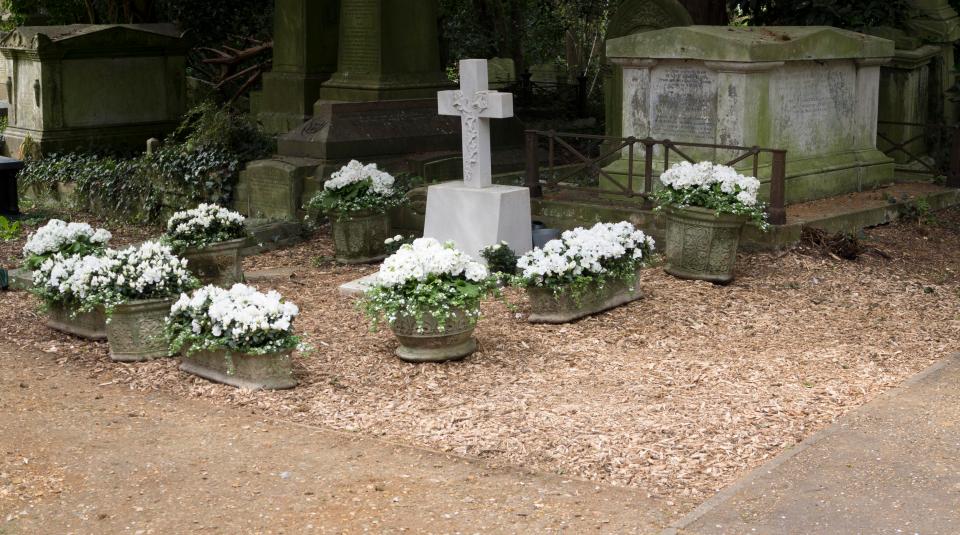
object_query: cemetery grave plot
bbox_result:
[0,211,958,514]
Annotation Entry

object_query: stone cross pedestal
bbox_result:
[423,59,532,262]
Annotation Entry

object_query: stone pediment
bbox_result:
[607,26,894,63]
[0,24,186,55]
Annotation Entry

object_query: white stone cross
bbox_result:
[438,59,514,189]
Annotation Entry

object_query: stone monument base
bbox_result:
[4,121,179,157]
[423,181,533,262]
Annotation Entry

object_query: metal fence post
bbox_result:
[525,130,542,198]
[768,150,787,225]
[643,139,654,209]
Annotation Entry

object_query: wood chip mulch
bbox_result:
[1,209,958,515]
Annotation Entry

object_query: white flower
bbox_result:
[165,204,246,246]
[324,160,396,196]
[23,219,111,258]
[516,221,654,284]
[375,238,487,288]
[659,161,760,206]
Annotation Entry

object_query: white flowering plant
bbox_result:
[44,241,199,314]
[306,160,406,219]
[653,161,768,228]
[166,284,302,356]
[363,238,495,333]
[513,221,655,300]
[30,253,116,313]
[22,219,112,270]
[163,203,247,251]
[384,233,415,255]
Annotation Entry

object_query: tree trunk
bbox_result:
[678,0,728,25]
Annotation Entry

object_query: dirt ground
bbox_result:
[1,206,958,523]
[0,345,668,534]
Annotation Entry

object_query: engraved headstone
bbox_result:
[604,26,896,204]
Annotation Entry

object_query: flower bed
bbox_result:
[364,238,492,362]
[306,160,405,263]
[653,161,766,282]
[514,221,654,323]
[167,284,301,389]
[164,204,249,286]
[22,219,111,270]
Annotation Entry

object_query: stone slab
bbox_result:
[338,271,380,297]
[668,353,960,534]
[423,181,533,262]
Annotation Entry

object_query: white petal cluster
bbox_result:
[23,219,112,258]
[109,241,195,298]
[166,203,246,241]
[376,238,488,287]
[659,161,760,206]
[324,159,396,196]
[33,253,116,303]
[517,221,654,284]
[171,284,299,344]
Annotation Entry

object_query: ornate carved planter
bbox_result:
[106,298,173,362]
[182,237,247,287]
[330,210,390,264]
[663,205,746,283]
[525,271,643,324]
[389,308,478,363]
[179,348,297,391]
[46,303,107,340]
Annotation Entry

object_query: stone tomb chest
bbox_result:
[0,24,188,156]
[605,26,896,203]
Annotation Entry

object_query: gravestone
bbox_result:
[0,24,187,156]
[904,0,960,124]
[487,57,515,89]
[236,0,525,222]
[604,26,895,204]
[604,0,693,142]
[250,0,340,134]
[528,63,561,84]
[317,0,453,101]
[423,59,532,261]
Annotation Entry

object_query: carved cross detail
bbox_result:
[438,59,513,189]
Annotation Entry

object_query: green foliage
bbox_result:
[18,103,271,223]
[363,275,497,334]
[480,241,519,275]
[0,215,21,241]
[899,196,936,225]
[733,0,911,29]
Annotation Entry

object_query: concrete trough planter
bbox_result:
[46,303,107,340]
[525,271,643,324]
[179,348,297,391]
[182,237,247,287]
[389,308,478,363]
[663,205,746,283]
[106,298,173,362]
[330,210,390,264]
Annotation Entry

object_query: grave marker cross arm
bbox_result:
[438,59,514,189]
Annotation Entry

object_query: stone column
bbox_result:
[250,0,340,134]
[318,0,453,102]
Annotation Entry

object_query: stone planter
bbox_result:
[663,205,746,283]
[526,270,643,324]
[106,298,173,362]
[182,237,247,287]
[179,348,297,391]
[46,303,107,340]
[330,210,390,264]
[389,308,478,363]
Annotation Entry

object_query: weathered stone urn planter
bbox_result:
[46,303,107,340]
[330,210,390,264]
[389,308,478,363]
[179,348,297,391]
[106,298,173,362]
[526,270,643,324]
[663,205,746,283]
[181,237,247,286]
